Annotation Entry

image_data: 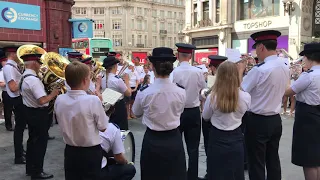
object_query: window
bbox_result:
[111,7,122,15]
[203,1,209,20]
[74,7,87,15]
[112,20,122,30]
[144,8,148,16]
[160,10,165,18]
[94,20,104,30]
[178,37,183,43]
[137,20,142,30]
[168,23,172,33]
[160,37,165,46]
[152,10,157,17]
[193,4,198,26]
[130,7,134,14]
[132,35,135,46]
[137,7,143,15]
[93,7,104,15]
[112,34,122,47]
[138,35,142,44]
[216,0,220,23]
[167,11,172,18]
[168,37,172,48]
[179,23,183,31]
[239,0,280,20]
[160,22,165,30]
[179,12,183,19]
[152,21,157,32]
[131,19,135,29]
[144,20,148,30]
[145,35,148,47]
[174,12,177,19]
[153,36,157,46]
[174,37,176,44]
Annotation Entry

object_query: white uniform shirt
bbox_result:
[241,55,290,115]
[21,69,48,108]
[54,90,109,147]
[172,61,206,108]
[132,78,186,131]
[202,90,251,130]
[65,80,96,93]
[134,65,144,75]
[3,59,21,97]
[126,70,139,88]
[0,70,6,91]
[291,65,320,105]
[101,73,128,94]
[116,64,123,74]
[140,71,155,84]
[100,123,125,168]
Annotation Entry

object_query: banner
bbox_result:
[69,18,93,39]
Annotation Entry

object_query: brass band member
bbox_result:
[67,52,83,62]
[240,30,290,180]
[199,55,227,180]
[98,56,132,130]
[285,43,320,180]
[20,54,59,179]
[0,51,13,131]
[54,61,109,180]
[132,47,187,180]
[3,46,26,164]
[172,43,206,180]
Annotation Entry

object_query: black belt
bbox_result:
[25,106,48,110]
[246,111,279,117]
[184,106,199,110]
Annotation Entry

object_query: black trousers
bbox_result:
[202,119,210,175]
[141,128,186,180]
[47,112,53,137]
[100,164,136,180]
[207,125,244,180]
[2,91,13,129]
[11,96,26,158]
[110,99,128,130]
[65,144,102,180]
[179,107,201,180]
[25,106,49,175]
[244,112,282,180]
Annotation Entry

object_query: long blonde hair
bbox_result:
[210,61,240,113]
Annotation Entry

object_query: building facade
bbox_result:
[0,0,74,52]
[184,0,317,62]
[72,0,186,61]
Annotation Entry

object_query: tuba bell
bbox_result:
[40,52,70,113]
[92,59,106,82]
[16,44,47,72]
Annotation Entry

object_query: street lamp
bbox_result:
[282,0,295,16]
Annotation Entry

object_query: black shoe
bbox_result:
[31,172,54,179]
[14,156,26,164]
[198,174,208,180]
[6,127,13,131]
[47,136,55,140]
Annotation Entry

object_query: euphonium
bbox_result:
[92,59,105,81]
[16,44,47,73]
[40,52,70,113]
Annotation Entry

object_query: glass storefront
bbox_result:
[239,0,280,20]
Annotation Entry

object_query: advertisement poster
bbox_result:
[132,52,148,64]
[194,48,218,64]
[69,18,94,39]
[248,35,288,54]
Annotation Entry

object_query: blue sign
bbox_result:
[69,18,93,38]
[59,48,75,58]
[0,2,41,30]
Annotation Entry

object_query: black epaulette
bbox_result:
[285,62,287,65]
[115,75,120,79]
[306,69,313,73]
[196,66,202,69]
[140,84,149,91]
[176,83,185,89]
[112,123,120,129]
[255,62,265,67]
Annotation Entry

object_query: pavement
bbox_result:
[0,114,304,180]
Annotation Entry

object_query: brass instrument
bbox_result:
[117,60,130,77]
[92,59,105,82]
[16,44,47,72]
[200,86,213,99]
[40,52,70,113]
[279,49,293,61]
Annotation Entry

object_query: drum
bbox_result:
[120,130,135,163]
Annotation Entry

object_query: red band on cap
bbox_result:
[115,54,121,58]
[177,48,193,53]
[0,57,7,62]
[5,48,17,52]
[83,60,92,65]
[255,35,278,41]
[23,56,40,62]
[68,55,82,58]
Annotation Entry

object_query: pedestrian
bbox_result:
[20,54,59,179]
[54,61,109,180]
[284,43,320,180]
[241,30,290,180]
[132,47,187,180]
[3,46,26,164]
[202,61,250,180]
[171,43,206,180]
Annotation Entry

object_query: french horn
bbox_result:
[40,52,70,113]
[16,44,47,72]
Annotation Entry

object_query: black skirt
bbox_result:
[207,124,244,180]
[110,99,128,130]
[292,101,320,167]
[140,128,187,180]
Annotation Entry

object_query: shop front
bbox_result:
[132,52,148,64]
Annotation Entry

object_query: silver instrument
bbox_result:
[200,86,213,99]
[120,130,135,163]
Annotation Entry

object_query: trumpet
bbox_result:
[117,60,132,77]
[200,86,213,99]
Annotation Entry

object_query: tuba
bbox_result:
[92,59,106,82]
[16,45,47,72]
[40,52,70,113]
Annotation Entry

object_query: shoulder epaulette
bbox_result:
[140,84,149,91]
[112,123,120,129]
[196,66,202,69]
[176,83,185,89]
[284,62,288,65]
[255,62,265,67]
[306,69,313,73]
[115,75,120,79]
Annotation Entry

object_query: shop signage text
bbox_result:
[243,20,272,30]
[0,2,41,30]
[69,18,93,39]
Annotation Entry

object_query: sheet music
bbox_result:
[207,75,215,88]
[102,88,124,106]
[226,48,242,63]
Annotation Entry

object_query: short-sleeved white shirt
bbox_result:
[3,60,21,97]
